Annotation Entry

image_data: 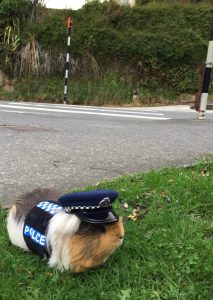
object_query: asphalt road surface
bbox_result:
[0,100,213,206]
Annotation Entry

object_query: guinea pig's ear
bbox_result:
[96,225,106,233]
[77,222,93,234]
[76,222,106,236]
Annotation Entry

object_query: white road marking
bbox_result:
[0,104,170,120]
[10,102,161,115]
[61,107,164,116]
[0,109,63,116]
[0,109,25,114]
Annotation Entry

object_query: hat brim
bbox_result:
[74,209,119,224]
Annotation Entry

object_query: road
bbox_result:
[0,100,213,206]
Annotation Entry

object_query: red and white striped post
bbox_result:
[64,17,72,105]
[198,18,213,119]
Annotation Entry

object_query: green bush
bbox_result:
[26,15,67,50]
[1,0,213,97]
[25,1,213,92]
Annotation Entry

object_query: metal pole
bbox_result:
[198,18,213,119]
[64,16,72,105]
[194,63,205,111]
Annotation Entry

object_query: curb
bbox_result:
[190,103,213,110]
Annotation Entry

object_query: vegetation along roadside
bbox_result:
[0,0,213,105]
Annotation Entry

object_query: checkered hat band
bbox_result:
[64,204,112,213]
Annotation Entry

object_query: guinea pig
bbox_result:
[7,188,124,272]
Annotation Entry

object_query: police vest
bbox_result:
[23,201,64,258]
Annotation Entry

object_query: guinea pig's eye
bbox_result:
[97,225,106,233]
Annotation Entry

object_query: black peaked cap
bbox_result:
[58,190,119,224]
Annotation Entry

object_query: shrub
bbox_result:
[1,0,213,94]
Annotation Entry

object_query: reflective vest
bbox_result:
[23,201,64,258]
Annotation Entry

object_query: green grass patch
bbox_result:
[0,74,183,106]
[1,158,213,299]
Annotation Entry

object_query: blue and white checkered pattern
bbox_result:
[37,201,64,215]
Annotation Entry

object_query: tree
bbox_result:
[0,0,44,27]
[0,0,45,76]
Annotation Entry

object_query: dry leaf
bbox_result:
[201,170,209,177]
[120,202,129,211]
[127,205,148,221]
[167,179,174,183]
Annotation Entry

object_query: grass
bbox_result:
[0,157,213,299]
[0,74,182,106]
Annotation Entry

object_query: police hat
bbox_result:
[58,190,119,224]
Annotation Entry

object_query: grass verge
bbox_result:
[0,158,213,299]
[0,75,183,106]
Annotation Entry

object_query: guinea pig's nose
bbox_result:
[119,235,124,240]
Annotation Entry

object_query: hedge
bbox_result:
[1,1,213,93]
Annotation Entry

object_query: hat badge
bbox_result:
[99,197,110,208]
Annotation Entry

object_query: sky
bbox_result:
[45,0,86,10]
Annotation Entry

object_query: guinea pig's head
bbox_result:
[69,218,124,273]
[100,218,125,249]
[76,217,125,252]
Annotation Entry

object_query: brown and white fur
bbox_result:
[7,188,124,273]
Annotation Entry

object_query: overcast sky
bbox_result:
[45,0,86,10]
